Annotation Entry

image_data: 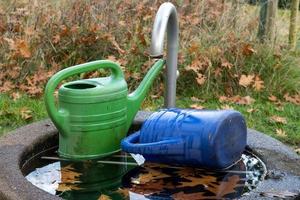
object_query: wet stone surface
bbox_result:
[22,146,266,200]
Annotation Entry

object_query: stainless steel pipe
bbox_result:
[150,2,179,108]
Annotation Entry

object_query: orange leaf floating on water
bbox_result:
[276,129,286,137]
[98,194,112,200]
[270,116,287,124]
[239,74,254,87]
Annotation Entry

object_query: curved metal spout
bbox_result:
[150,2,178,108]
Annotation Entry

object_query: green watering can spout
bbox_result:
[126,59,165,130]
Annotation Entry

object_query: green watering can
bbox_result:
[45,59,165,160]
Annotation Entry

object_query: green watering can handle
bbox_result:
[44,60,124,133]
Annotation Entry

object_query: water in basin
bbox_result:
[22,146,266,200]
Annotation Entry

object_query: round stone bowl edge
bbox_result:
[0,111,299,200]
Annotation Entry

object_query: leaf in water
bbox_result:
[98,194,112,200]
[59,164,82,184]
[190,104,204,110]
[260,191,299,198]
[20,107,32,120]
[206,175,242,198]
[178,175,217,188]
[116,188,129,198]
[137,168,170,184]
[276,129,287,137]
[239,74,254,87]
[172,191,207,200]
[270,116,287,124]
[56,183,81,192]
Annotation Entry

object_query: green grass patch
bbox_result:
[1,93,299,148]
[0,94,47,135]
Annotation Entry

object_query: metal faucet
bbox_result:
[150,2,179,108]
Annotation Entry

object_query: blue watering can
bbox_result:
[121,108,247,169]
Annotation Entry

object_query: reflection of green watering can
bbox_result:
[45,59,165,160]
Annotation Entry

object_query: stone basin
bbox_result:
[0,111,299,200]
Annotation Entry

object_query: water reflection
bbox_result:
[24,149,265,200]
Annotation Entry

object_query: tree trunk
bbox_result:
[258,0,278,43]
[289,0,300,50]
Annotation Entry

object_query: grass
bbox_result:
[1,93,299,149]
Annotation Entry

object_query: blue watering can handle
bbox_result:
[121,131,184,155]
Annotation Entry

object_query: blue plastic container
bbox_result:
[121,108,247,169]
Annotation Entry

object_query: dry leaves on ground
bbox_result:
[98,194,112,200]
[220,104,234,110]
[270,116,287,124]
[190,104,205,110]
[219,95,255,105]
[20,107,32,120]
[239,74,254,87]
[276,129,286,137]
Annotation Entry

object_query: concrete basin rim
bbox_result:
[0,111,299,200]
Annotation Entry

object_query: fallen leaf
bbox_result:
[268,95,277,102]
[10,92,21,101]
[236,96,255,105]
[284,93,300,105]
[276,129,286,137]
[253,76,264,91]
[20,107,32,120]
[239,74,254,87]
[270,116,287,124]
[98,194,112,200]
[188,42,200,54]
[221,58,233,69]
[191,96,204,102]
[247,108,256,113]
[16,39,31,58]
[196,73,206,85]
[221,104,233,110]
[242,44,256,56]
[0,81,15,92]
[190,104,204,110]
